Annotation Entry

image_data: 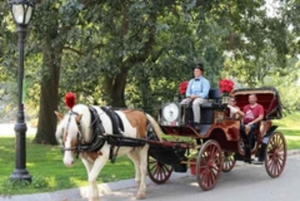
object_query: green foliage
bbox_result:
[1,0,300,142]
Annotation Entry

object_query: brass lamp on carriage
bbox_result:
[9,0,35,182]
[219,79,234,105]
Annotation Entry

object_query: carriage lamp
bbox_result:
[9,0,35,183]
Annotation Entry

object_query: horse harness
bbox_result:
[61,106,130,163]
[61,106,107,158]
[61,106,158,163]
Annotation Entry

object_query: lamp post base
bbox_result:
[10,169,32,183]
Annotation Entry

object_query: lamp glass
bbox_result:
[12,4,24,24]
[25,5,33,24]
[12,4,33,25]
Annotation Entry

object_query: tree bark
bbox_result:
[32,38,62,145]
[111,66,128,107]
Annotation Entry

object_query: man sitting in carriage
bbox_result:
[180,63,210,130]
[240,94,264,163]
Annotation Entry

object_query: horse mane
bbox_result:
[71,104,92,142]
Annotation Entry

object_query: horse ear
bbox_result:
[55,111,64,121]
[76,114,83,123]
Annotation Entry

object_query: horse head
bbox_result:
[55,108,83,167]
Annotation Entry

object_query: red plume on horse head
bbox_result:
[65,92,76,109]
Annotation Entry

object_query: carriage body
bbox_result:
[148,87,287,190]
[158,87,282,153]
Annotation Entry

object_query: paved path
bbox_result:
[0,123,37,136]
[2,151,300,201]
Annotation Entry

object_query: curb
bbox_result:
[2,149,300,201]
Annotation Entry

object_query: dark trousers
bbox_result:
[240,123,258,159]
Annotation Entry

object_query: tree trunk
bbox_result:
[32,38,62,145]
[111,67,128,107]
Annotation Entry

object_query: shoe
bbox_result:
[194,123,201,131]
[252,158,263,165]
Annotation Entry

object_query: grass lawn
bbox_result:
[0,113,299,196]
[0,137,135,196]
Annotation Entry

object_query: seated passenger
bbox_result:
[227,97,244,119]
[180,63,210,130]
[240,94,264,163]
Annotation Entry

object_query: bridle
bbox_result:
[61,111,84,158]
[60,107,106,158]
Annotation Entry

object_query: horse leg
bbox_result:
[136,144,149,199]
[87,151,109,201]
[81,158,94,198]
[127,148,141,186]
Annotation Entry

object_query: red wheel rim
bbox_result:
[147,155,173,184]
[222,152,236,172]
[265,132,287,178]
[196,140,223,191]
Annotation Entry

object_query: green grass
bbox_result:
[0,113,299,196]
[273,113,300,149]
[0,137,135,196]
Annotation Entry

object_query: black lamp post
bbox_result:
[9,0,34,183]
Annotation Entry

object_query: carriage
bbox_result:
[147,87,287,190]
[57,87,287,201]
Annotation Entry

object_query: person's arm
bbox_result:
[198,79,210,98]
[185,80,193,98]
[248,105,264,125]
[236,108,245,118]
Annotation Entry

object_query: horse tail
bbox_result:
[145,113,163,142]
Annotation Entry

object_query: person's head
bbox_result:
[194,63,204,78]
[229,97,237,106]
[248,94,257,105]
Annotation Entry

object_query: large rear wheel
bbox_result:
[147,154,173,184]
[196,140,223,191]
[265,131,287,178]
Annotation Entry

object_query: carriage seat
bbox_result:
[200,88,221,109]
[198,89,222,124]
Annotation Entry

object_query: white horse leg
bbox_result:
[127,149,141,186]
[136,144,149,199]
[82,158,94,174]
[88,151,109,201]
[81,158,94,198]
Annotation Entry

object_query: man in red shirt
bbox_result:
[240,94,264,163]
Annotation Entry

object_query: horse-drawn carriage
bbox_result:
[56,86,287,201]
[147,87,287,190]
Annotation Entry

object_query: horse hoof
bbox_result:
[136,192,146,200]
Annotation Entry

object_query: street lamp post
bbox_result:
[9,0,35,183]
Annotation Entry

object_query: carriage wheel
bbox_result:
[196,140,223,191]
[222,152,236,173]
[265,131,287,178]
[147,155,173,184]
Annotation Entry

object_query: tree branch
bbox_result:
[63,46,85,56]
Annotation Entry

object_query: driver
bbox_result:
[180,63,210,130]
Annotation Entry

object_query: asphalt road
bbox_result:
[83,154,300,201]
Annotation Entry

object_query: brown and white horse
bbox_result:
[55,104,163,201]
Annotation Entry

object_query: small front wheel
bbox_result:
[147,154,173,184]
[222,152,236,173]
[196,140,223,191]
